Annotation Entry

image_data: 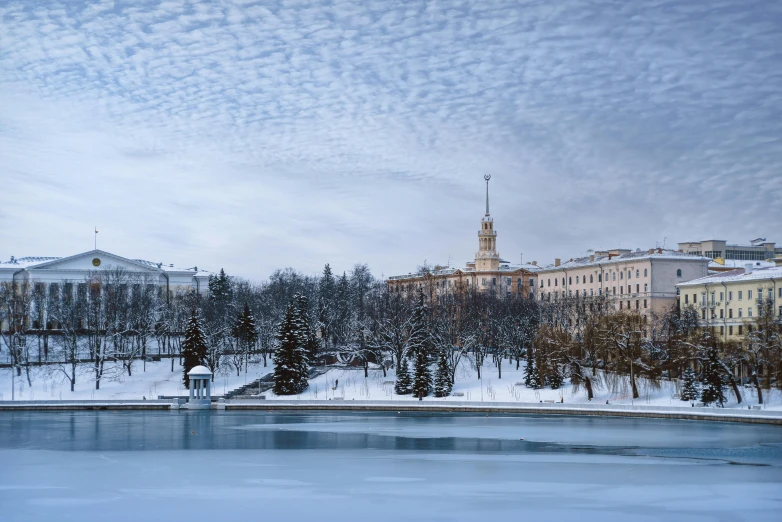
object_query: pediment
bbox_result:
[30,250,158,273]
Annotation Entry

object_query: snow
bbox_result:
[0,360,273,401]
[264,359,782,411]
[678,265,782,286]
[188,365,212,376]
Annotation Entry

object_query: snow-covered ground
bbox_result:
[3,357,781,411]
[0,359,273,401]
[266,359,782,411]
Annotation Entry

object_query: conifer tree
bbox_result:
[546,363,564,390]
[700,347,726,407]
[410,289,432,398]
[181,310,207,388]
[433,349,452,397]
[232,303,258,371]
[208,268,233,305]
[523,347,540,388]
[273,295,310,395]
[680,367,699,402]
[394,357,413,395]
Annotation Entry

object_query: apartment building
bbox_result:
[535,248,710,315]
[676,260,782,341]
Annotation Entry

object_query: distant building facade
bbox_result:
[386,177,540,299]
[678,238,781,261]
[535,248,711,315]
[676,259,782,341]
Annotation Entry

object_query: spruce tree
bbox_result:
[680,367,699,402]
[523,347,540,388]
[434,349,452,398]
[273,295,310,395]
[546,363,564,390]
[410,289,432,398]
[700,347,726,407]
[208,268,233,305]
[232,303,258,368]
[394,357,413,395]
[181,310,207,389]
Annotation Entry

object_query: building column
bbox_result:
[189,379,194,400]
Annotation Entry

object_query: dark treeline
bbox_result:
[1,263,780,404]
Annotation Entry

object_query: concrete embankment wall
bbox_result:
[3,399,781,425]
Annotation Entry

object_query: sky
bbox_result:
[1,0,780,281]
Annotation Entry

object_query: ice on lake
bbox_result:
[1,411,781,521]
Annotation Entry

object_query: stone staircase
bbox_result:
[225,366,330,399]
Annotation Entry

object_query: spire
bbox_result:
[484,174,491,215]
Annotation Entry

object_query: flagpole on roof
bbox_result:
[94,226,98,250]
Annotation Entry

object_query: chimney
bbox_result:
[589,255,595,262]
[532,261,537,266]
[744,263,754,274]
[608,253,614,260]
[554,258,561,267]
[648,249,654,254]
[657,248,663,254]
[9,256,15,264]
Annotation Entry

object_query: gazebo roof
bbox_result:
[188,365,212,376]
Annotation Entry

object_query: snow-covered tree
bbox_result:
[394,357,413,395]
[523,346,540,388]
[272,295,310,395]
[433,349,452,397]
[230,303,257,375]
[680,367,699,402]
[181,310,207,388]
[700,347,726,407]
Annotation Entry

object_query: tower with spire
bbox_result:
[475,174,500,271]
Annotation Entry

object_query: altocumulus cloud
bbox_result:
[0,0,780,278]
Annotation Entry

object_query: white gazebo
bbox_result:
[188,365,213,409]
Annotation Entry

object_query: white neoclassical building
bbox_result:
[0,249,211,294]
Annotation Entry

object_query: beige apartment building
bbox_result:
[535,248,711,315]
[678,238,781,261]
[676,260,782,341]
[386,176,540,299]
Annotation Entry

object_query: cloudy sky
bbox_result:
[1,0,780,280]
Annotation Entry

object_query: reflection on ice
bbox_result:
[1,411,781,522]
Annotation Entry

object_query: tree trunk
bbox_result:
[584,376,594,400]
[364,361,369,378]
[752,373,763,405]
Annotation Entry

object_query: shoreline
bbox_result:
[2,399,782,425]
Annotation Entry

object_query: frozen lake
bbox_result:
[1,411,781,521]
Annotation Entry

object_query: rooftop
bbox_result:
[536,249,709,273]
[677,265,782,287]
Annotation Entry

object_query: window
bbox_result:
[554,278,558,287]
[590,275,593,283]
[729,291,733,301]
[748,307,753,317]
[738,308,743,318]
[702,309,706,319]
[576,276,579,284]
[636,269,640,278]
[636,284,640,293]
[613,287,616,295]
[748,290,752,299]
[644,283,648,292]
[757,288,763,301]
[530,279,534,286]
[505,278,511,286]
[692,293,696,304]
[620,272,623,280]
[710,292,715,305]
[720,326,724,335]
[598,274,602,282]
[562,278,565,286]
[769,289,773,300]
[636,300,640,310]
[729,309,733,318]
[547,279,551,287]
[719,309,724,318]
[738,291,743,300]
[644,268,648,277]
[719,292,724,301]
[569,277,572,285]
[779,288,782,298]
[620,301,623,310]
[613,272,616,281]
[492,278,496,285]
[482,278,487,286]
[729,325,733,335]
[590,289,594,296]
[643,299,647,308]
[676,269,682,277]
[685,294,689,304]
[598,288,602,295]
[628,271,631,280]
[620,286,624,295]
[738,325,743,335]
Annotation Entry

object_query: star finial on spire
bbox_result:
[484,174,491,215]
